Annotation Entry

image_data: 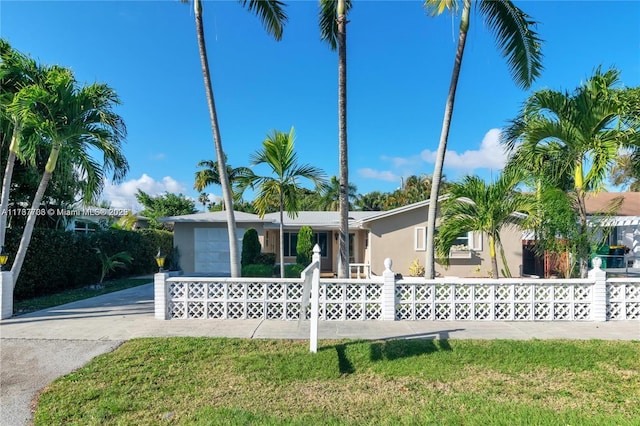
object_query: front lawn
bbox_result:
[35,338,640,425]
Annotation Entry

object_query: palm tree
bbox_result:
[320,0,352,278]
[316,175,357,211]
[354,191,388,211]
[0,40,50,249]
[435,172,534,278]
[502,67,640,276]
[194,156,251,208]
[424,0,544,278]
[609,153,640,191]
[243,127,327,278]
[197,192,210,212]
[8,67,128,285]
[182,0,287,277]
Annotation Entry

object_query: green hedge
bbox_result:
[5,228,173,300]
[241,264,274,277]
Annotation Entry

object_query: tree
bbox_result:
[194,156,251,208]
[296,225,314,266]
[320,0,353,278]
[354,191,388,211]
[136,190,197,229]
[435,172,534,278]
[316,175,357,211]
[0,39,52,247]
[241,228,261,267]
[8,67,128,286]
[243,127,327,278]
[197,192,210,212]
[424,0,544,278]
[182,0,287,277]
[609,153,640,191]
[502,67,640,276]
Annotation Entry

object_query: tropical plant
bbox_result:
[194,156,252,208]
[435,172,534,278]
[8,68,128,287]
[296,225,314,266]
[242,127,327,278]
[424,0,544,278]
[197,192,210,212]
[320,0,353,278]
[502,67,640,276]
[354,191,388,211]
[609,153,640,191]
[316,176,357,211]
[95,248,133,283]
[181,0,287,278]
[241,228,261,267]
[135,190,197,229]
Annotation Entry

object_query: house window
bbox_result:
[415,227,426,251]
[452,232,482,251]
[283,232,328,257]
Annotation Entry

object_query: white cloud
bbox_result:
[419,128,508,172]
[102,174,188,211]
[150,153,166,161]
[357,168,401,183]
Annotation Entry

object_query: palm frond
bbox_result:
[319,0,353,50]
[478,0,543,89]
[241,0,288,41]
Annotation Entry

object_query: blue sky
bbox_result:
[1,0,639,210]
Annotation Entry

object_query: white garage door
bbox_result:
[194,228,244,275]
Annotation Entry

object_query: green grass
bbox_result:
[13,278,151,315]
[34,338,640,425]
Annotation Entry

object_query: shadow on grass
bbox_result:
[325,331,457,375]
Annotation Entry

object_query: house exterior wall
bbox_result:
[173,222,265,274]
[366,208,524,278]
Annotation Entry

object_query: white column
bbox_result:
[310,244,321,353]
[154,272,170,320]
[588,257,607,322]
[381,258,396,321]
[0,271,14,319]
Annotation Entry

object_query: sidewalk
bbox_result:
[1,282,639,426]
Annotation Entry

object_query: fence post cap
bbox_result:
[312,244,321,254]
[384,258,392,271]
[591,256,602,270]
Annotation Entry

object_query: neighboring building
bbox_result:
[162,198,524,277]
[64,207,148,233]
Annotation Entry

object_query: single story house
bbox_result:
[161,198,523,277]
[162,192,640,277]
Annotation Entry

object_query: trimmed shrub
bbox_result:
[241,228,261,266]
[296,226,313,266]
[285,264,306,278]
[242,264,274,277]
[254,252,276,265]
[5,227,173,300]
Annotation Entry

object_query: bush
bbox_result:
[242,264,274,277]
[5,227,173,300]
[254,252,276,265]
[296,226,313,266]
[272,263,307,278]
[285,264,306,278]
[241,228,261,266]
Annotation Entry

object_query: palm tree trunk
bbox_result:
[425,0,471,278]
[488,234,500,279]
[337,0,349,278]
[194,0,240,277]
[0,126,20,247]
[279,193,285,279]
[10,143,60,285]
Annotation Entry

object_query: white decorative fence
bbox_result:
[155,258,640,322]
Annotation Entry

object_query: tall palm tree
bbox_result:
[8,67,128,285]
[316,175,357,211]
[319,0,352,278]
[0,40,50,249]
[435,172,534,278]
[502,67,640,276]
[194,156,252,208]
[243,127,327,278]
[424,0,544,278]
[182,0,287,277]
[354,191,387,211]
